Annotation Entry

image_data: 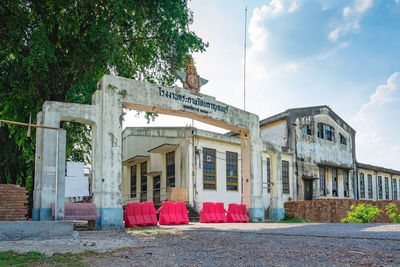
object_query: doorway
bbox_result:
[304,180,313,200]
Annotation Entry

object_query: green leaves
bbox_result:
[0,0,206,216]
[385,203,400,223]
[341,204,381,223]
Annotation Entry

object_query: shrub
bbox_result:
[385,203,400,223]
[341,204,380,223]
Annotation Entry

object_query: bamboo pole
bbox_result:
[0,119,59,130]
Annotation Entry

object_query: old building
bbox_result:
[121,105,399,219]
[259,106,357,201]
[357,163,400,201]
[121,127,294,217]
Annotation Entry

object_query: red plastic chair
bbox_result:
[158,201,174,225]
[175,202,189,224]
[124,202,144,227]
[240,204,249,223]
[215,202,227,223]
[142,202,157,226]
[226,203,237,223]
[200,202,214,223]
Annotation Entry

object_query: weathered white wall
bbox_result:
[193,138,242,212]
[260,120,287,147]
[295,114,353,168]
[121,127,191,205]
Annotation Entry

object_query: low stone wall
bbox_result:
[284,199,400,223]
[0,184,28,221]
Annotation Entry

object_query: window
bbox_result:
[359,173,365,198]
[378,176,383,200]
[343,171,349,197]
[203,148,216,190]
[367,174,373,199]
[302,125,312,135]
[319,167,326,196]
[394,179,398,200]
[282,161,289,194]
[140,162,147,202]
[332,169,338,197]
[130,165,137,198]
[317,123,335,142]
[339,134,347,145]
[267,158,271,193]
[385,177,389,199]
[226,151,238,191]
[166,151,175,187]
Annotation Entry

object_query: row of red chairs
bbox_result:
[124,201,249,227]
[200,202,249,223]
[123,201,189,227]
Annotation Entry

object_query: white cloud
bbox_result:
[351,72,400,169]
[361,72,399,110]
[329,0,373,42]
[247,1,304,85]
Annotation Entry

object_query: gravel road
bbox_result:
[1,223,399,266]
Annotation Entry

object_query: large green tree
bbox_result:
[0,0,207,212]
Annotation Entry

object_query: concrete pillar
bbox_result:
[33,112,44,221]
[55,129,66,221]
[240,131,251,209]
[92,78,123,228]
[269,151,284,221]
[249,127,264,222]
[34,111,60,221]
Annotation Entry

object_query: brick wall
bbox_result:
[0,184,28,221]
[284,199,400,223]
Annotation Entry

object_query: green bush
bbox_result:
[385,203,400,223]
[341,204,380,223]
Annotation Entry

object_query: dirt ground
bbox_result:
[1,223,400,266]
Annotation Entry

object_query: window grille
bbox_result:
[302,125,311,135]
[332,169,338,197]
[317,123,335,142]
[367,174,373,199]
[385,177,389,199]
[140,162,147,202]
[226,151,238,191]
[359,173,365,198]
[343,171,349,197]
[203,148,216,190]
[282,161,289,194]
[130,165,137,198]
[166,151,175,187]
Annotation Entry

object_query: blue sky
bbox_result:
[123,0,400,170]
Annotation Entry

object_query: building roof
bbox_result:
[357,162,400,176]
[259,105,356,134]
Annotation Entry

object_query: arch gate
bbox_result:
[33,75,264,228]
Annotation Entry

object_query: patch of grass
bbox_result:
[279,217,310,223]
[0,250,97,266]
[277,214,310,223]
[127,229,172,235]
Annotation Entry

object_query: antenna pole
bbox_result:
[244,6,247,110]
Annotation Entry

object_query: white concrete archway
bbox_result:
[33,75,264,228]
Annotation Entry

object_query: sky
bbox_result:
[123,0,400,170]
